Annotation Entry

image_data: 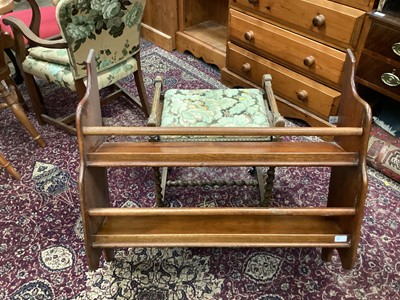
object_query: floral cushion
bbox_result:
[28,47,70,66]
[22,51,138,91]
[161,89,272,141]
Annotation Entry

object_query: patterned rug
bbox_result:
[367,124,400,183]
[1,39,399,299]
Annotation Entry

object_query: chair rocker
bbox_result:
[3,0,150,135]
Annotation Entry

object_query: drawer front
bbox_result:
[227,42,341,119]
[356,54,400,95]
[229,9,346,87]
[357,54,400,94]
[328,0,373,11]
[365,22,400,63]
[231,0,365,49]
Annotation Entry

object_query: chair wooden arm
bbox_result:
[2,16,67,49]
[24,0,62,41]
[25,0,42,35]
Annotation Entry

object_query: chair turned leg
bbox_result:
[4,48,23,85]
[153,167,166,207]
[0,154,21,179]
[23,73,46,125]
[0,81,45,147]
[261,167,275,206]
[4,75,27,110]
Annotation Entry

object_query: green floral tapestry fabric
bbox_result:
[161,89,272,142]
[56,0,145,79]
[28,47,70,66]
[23,53,137,91]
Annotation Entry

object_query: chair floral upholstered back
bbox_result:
[57,0,145,83]
[3,0,149,134]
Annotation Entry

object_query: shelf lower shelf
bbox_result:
[91,214,351,249]
[183,21,227,53]
[176,20,227,69]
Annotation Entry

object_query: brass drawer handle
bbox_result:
[241,63,251,73]
[248,0,259,4]
[296,90,308,101]
[244,30,254,41]
[381,69,400,87]
[303,56,315,67]
[312,14,326,28]
[392,42,400,56]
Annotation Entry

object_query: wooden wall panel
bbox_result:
[142,0,178,51]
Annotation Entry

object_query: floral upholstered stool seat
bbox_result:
[147,76,285,207]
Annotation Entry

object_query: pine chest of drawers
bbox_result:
[222,0,377,127]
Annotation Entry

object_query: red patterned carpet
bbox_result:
[1,40,399,299]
